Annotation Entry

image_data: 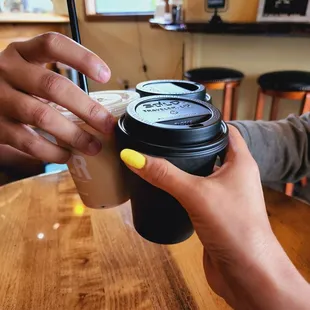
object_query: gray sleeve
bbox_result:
[230,113,310,183]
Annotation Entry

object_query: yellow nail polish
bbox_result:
[120,149,146,170]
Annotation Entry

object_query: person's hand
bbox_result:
[0,32,115,163]
[120,126,310,309]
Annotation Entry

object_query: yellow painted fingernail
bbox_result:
[120,149,146,169]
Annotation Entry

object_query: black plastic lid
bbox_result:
[136,80,208,102]
[205,93,212,103]
[117,96,228,157]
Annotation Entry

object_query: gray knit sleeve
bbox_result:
[230,113,310,183]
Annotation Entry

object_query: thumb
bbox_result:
[120,149,195,200]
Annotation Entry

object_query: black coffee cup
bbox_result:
[136,80,212,103]
[116,96,228,244]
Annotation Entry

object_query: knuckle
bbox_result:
[40,32,62,52]
[6,42,17,52]
[20,136,40,155]
[0,52,11,74]
[41,73,63,94]
[251,161,260,175]
[0,42,21,73]
[85,101,101,120]
[246,157,260,175]
[32,105,51,127]
[71,129,90,149]
[0,117,9,143]
[147,159,169,185]
[0,82,11,100]
[0,58,6,73]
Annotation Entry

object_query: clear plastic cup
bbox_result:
[58,90,140,209]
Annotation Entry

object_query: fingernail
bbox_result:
[98,65,111,82]
[120,149,146,169]
[87,139,102,155]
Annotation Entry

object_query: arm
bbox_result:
[230,113,310,183]
[231,236,310,310]
[120,127,310,309]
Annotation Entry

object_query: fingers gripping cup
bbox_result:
[136,80,212,103]
[116,96,228,244]
[58,90,140,209]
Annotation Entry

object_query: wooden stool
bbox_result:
[184,67,244,121]
[255,70,310,196]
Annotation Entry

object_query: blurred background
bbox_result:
[0,0,309,202]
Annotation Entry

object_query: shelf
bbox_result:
[0,13,69,24]
[149,19,310,37]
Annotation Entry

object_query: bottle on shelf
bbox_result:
[154,0,166,21]
[154,0,173,23]
[163,0,172,23]
[169,0,184,24]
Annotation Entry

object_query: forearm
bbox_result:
[230,113,310,183]
[229,236,310,310]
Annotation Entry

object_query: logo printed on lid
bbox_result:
[117,95,228,156]
[136,99,211,124]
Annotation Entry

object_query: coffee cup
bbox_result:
[58,90,140,209]
[116,95,228,244]
[136,80,212,103]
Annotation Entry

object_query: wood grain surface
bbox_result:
[0,171,309,310]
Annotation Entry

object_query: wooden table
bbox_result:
[0,172,309,310]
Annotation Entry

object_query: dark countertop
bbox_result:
[150,19,310,37]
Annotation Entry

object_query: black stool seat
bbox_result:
[184,67,244,83]
[258,71,310,92]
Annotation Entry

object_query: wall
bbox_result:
[185,35,310,120]
[184,0,259,22]
[74,1,309,120]
[183,0,310,120]
[75,2,184,91]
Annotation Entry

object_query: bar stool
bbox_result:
[184,67,244,121]
[255,70,310,196]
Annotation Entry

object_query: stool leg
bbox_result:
[231,86,239,120]
[285,183,294,197]
[301,178,308,187]
[300,93,309,188]
[255,88,265,120]
[270,97,280,121]
[301,92,310,114]
[223,83,233,121]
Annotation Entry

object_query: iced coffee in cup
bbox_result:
[58,90,140,209]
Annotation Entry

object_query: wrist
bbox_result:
[232,235,310,309]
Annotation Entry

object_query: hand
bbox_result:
[0,32,115,163]
[120,126,310,309]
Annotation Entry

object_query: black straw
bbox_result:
[66,0,89,94]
